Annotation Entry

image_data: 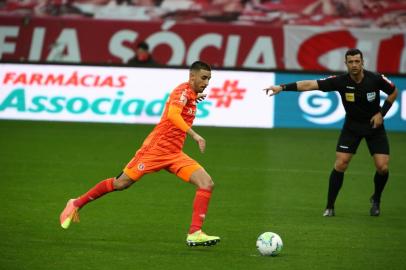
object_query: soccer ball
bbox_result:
[256,232,283,256]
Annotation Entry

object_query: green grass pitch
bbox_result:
[1,120,405,270]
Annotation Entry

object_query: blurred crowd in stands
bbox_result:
[1,0,405,29]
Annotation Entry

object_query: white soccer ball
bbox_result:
[256,232,283,256]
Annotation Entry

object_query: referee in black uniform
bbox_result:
[264,48,398,217]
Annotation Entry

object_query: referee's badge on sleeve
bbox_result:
[345,93,355,102]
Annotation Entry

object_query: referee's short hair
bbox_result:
[345,48,363,60]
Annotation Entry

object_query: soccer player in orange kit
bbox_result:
[60,61,220,246]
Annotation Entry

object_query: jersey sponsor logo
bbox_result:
[346,86,355,89]
[187,108,196,115]
[137,163,145,171]
[367,92,376,102]
[345,93,355,102]
[179,89,187,104]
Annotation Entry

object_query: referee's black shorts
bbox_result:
[336,121,389,155]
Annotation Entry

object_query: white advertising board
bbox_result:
[0,64,274,128]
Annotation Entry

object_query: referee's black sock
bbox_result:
[326,169,344,209]
[372,171,389,203]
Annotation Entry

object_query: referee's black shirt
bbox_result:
[317,70,396,124]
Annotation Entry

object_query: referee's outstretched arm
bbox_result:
[264,80,319,96]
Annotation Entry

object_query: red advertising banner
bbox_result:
[0,16,284,70]
[1,16,405,74]
[284,25,406,74]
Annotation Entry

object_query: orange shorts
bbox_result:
[123,150,202,182]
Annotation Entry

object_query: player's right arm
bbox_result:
[264,80,319,96]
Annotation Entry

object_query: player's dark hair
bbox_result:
[190,61,211,72]
[345,48,363,60]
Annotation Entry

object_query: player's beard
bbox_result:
[195,83,206,93]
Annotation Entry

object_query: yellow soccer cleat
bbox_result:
[60,199,80,229]
[186,230,220,247]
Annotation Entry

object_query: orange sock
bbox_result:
[73,178,115,208]
[189,188,212,234]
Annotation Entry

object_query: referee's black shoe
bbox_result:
[323,208,335,217]
[370,197,380,216]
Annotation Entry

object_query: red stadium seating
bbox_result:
[1,0,405,29]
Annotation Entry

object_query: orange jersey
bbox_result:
[139,82,197,154]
